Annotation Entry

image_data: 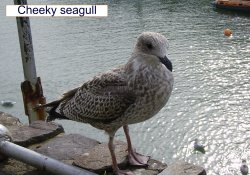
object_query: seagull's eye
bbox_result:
[146,43,153,50]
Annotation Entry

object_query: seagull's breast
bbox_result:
[124,62,174,124]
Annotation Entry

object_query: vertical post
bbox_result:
[14,0,46,123]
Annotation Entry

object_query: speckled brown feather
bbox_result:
[39,32,174,136]
[55,67,136,125]
[38,32,174,175]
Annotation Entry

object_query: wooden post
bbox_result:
[14,0,46,123]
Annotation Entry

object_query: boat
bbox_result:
[212,0,250,12]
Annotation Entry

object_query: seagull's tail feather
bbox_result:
[34,87,80,122]
[46,105,69,122]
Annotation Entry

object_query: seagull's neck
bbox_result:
[124,52,173,92]
[125,59,160,80]
[125,57,170,90]
[242,162,247,166]
[127,53,161,72]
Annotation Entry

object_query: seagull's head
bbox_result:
[135,32,172,72]
[242,159,247,164]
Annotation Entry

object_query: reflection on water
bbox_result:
[0,0,249,174]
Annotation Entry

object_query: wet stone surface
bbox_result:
[0,112,207,175]
[35,133,100,164]
[0,112,23,128]
[158,161,206,175]
[73,141,167,175]
[10,121,64,147]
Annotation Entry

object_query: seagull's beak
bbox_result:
[159,56,173,72]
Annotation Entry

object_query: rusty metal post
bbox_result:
[14,0,46,123]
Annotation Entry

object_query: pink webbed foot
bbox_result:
[123,125,150,167]
[128,149,150,166]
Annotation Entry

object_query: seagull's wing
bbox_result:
[54,67,135,123]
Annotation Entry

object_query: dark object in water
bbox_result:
[1,100,16,107]
[194,139,206,154]
[240,159,249,175]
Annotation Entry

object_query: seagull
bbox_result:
[240,159,249,175]
[36,32,174,175]
[193,139,205,154]
[1,100,16,107]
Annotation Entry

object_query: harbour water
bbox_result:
[1,0,250,174]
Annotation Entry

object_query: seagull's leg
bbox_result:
[108,135,134,175]
[123,125,149,166]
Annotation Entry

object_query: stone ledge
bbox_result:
[0,112,64,147]
[10,121,64,147]
[0,112,207,175]
[158,161,206,175]
[73,141,167,175]
[34,134,100,164]
[0,112,23,128]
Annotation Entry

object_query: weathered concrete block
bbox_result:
[35,134,100,163]
[73,141,167,175]
[74,141,127,173]
[158,161,206,175]
[0,112,204,175]
[0,158,36,175]
[0,112,22,162]
[0,112,23,128]
[10,121,64,147]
